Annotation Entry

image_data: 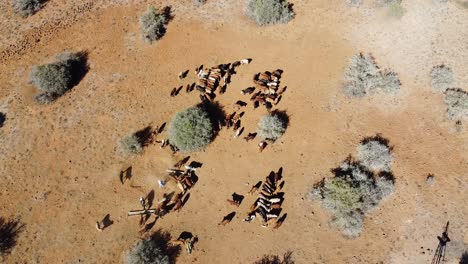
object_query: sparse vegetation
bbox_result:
[0,217,23,258]
[168,106,214,152]
[254,251,294,264]
[343,53,401,97]
[309,136,395,238]
[193,0,206,5]
[12,0,42,18]
[140,6,171,42]
[119,133,144,156]
[387,1,405,17]
[444,88,468,120]
[257,112,289,142]
[431,65,454,91]
[246,0,294,26]
[346,0,363,6]
[30,52,88,104]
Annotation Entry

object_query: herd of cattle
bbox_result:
[218,168,286,229]
[118,59,289,256]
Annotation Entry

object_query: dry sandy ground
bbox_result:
[0,0,467,263]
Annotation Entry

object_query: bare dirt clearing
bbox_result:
[0,0,467,263]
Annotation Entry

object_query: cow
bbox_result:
[241,87,256,95]
[259,72,271,81]
[170,87,177,97]
[250,91,262,101]
[196,85,206,93]
[220,83,227,94]
[244,132,257,141]
[175,86,183,96]
[259,141,267,152]
[233,111,244,121]
[185,84,191,93]
[278,86,287,95]
[248,181,262,195]
[233,120,241,131]
[232,61,241,67]
[174,156,191,169]
[240,58,252,64]
[218,212,236,226]
[235,100,247,107]
[178,70,189,80]
[234,127,244,138]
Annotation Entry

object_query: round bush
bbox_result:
[357,139,393,172]
[431,65,454,91]
[168,106,214,152]
[246,0,294,26]
[30,52,86,99]
[125,238,169,264]
[119,134,143,156]
[257,113,288,141]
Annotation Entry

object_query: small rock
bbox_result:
[426,174,435,185]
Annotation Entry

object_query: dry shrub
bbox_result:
[30,52,88,104]
[343,53,400,97]
[444,88,468,120]
[246,0,294,26]
[141,6,171,42]
[431,65,454,91]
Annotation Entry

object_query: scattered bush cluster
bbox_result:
[254,251,294,264]
[246,0,294,26]
[140,6,171,42]
[343,53,401,97]
[30,52,88,104]
[119,133,144,156]
[444,88,468,120]
[309,135,395,238]
[257,111,289,142]
[0,217,23,258]
[168,106,214,152]
[12,0,42,18]
[430,65,454,91]
[377,0,405,18]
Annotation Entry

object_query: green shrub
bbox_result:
[257,112,288,141]
[246,0,294,26]
[30,52,87,103]
[141,6,170,42]
[12,0,42,17]
[357,137,393,172]
[343,53,401,97]
[168,106,214,152]
[125,239,170,264]
[431,65,454,91]
[444,88,468,120]
[119,133,143,156]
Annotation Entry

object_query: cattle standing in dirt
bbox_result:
[218,212,236,226]
[248,181,262,195]
[170,87,177,97]
[241,87,256,95]
[244,132,257,142]
[259,141,267,152]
